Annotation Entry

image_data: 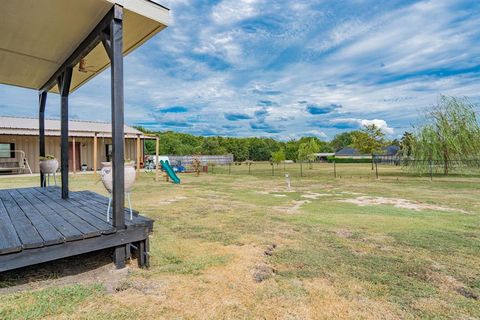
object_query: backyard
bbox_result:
[0,163,479,319]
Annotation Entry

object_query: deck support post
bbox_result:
[72,136,76,174]
[93,133,98,175]
[58,67,73,199]
[39,91,47,187]
[106,5,126,268]
[37,4,131,268]
[136,134,141,173]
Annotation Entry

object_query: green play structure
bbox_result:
[160,160,181,184]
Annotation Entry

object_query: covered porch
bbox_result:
[0,0,169,272]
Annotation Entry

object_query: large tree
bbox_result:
[330,131,355,151]
[409,96,480,175]
[352,124,385,169]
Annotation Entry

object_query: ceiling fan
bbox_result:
[78,58,97,73]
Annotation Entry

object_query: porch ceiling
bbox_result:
[0,0,169,93]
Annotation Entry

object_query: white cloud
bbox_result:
[360,119,394,135]
[211,0,262,25]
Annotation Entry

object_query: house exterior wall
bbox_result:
[0,135,141,173]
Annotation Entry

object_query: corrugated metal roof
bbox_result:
[0,116,152,139]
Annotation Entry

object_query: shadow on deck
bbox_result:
[0,187,153,273]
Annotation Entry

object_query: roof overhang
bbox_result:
[0,0,169,93]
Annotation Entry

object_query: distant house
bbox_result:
[376,145,401,164]
[382,145,400,156]
[335,147,371,159]
[0,116,152,174]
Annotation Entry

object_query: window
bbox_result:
[0,143,14,158]
[105,144,112,162]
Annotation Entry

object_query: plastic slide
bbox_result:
[160,160,181,184]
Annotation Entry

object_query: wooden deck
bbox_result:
[0,187,153,273]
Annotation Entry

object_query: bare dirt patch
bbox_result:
[274,200,311,214]
[155,196,188,205]
[340,196,468,213]
[0,249,131,294]
[301,192,331,199]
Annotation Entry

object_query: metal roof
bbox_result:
[0,0,169,93]
[0,116,151,139]
[335,147,360,156]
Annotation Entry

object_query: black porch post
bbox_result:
[39,91,47,187]
[110,5,126,268]
[58,67,73,199]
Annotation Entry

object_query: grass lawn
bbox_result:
[0,163,479,319]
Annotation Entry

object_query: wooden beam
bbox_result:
[136,134,141,173]
[93,133,98,176]
[38,91,47,187]
[155,136,159,182]
[59,67,73,199]
[72,136,76,174]
[107,5,126,268]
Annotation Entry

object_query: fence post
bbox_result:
[375,158,379,179]
[229,163,231,174]
[429,159,433,181]
[271,163,274,176]
[300,161,303,177]
[248,163,251,175]
[333,156,336,178]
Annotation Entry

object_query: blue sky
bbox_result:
[1,0,479,140]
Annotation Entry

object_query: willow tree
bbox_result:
[408,96,480,175]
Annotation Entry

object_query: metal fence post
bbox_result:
[333,156,336,178]
[429,160,433,181]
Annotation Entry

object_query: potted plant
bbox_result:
[39,155,58,174]
[100,160,136,193]
[81,163,88,172]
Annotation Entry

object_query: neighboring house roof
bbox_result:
[382,145,400,156]
[0,116,152,139]
[335,147,359,156]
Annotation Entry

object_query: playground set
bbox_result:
[145,155,182,184]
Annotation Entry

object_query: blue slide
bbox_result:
[160,160,181,184]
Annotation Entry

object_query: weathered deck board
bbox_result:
[35,187,115,234]
[67,193,135,228]
[0,200,22,254]
[0,190,44,249]
[0,187,155,273]
[8,189,65,246]
[80,190,153,229]
[29,188,101,238]
[17,188,83,242]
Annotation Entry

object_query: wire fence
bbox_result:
[190,159,480,180]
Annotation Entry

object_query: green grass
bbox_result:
[0,284,103,320]
[0,163,479,319]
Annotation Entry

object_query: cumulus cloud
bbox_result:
[359,119,394,135]
[0,0,478,141]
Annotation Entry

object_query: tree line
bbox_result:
[140,96,480,175]
[139,126,398,163]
